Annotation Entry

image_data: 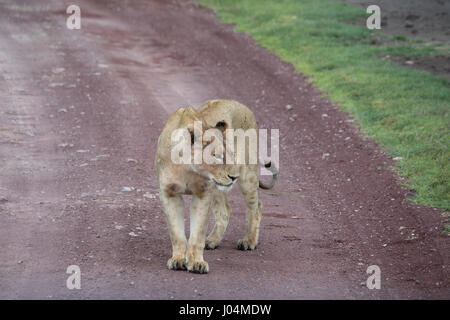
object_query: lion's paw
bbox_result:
[205,238,219,250]
[237,238,257,250]
[167,256,187,271]
[187,260,209,274]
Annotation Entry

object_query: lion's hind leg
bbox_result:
[237,166,261,250]
[205,190,231,250]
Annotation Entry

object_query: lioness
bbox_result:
[155,99,277,273]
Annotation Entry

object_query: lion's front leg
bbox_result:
[160,191,187,271]
[186,193,212,274]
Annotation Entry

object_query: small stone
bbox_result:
[58,108,67,113]
[48,82,64,88]
[405,60,414,65]
[52,67,65,74]
[127,158,138,163]
[121,187,134,192]
[24,130,36,137]
[76,149,89,153]
[115,225,124,230]
[393,157,403,161]
[81,192,89,198]
[285,105,293,110]
[143,193,156,199]
[321,113,328,118]
[129,232,138,237]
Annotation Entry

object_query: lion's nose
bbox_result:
[228,175,237,181]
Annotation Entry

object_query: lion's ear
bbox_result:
[184,106,197,115]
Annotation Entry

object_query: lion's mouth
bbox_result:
[212,179,234,187]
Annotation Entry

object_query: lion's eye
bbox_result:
[216,121,226,128]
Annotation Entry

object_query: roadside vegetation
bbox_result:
[199,0,450,211]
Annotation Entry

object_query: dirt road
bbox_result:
[0,0,448,299]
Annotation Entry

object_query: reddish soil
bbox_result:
[389,55,450,80]
[0,0,448,299]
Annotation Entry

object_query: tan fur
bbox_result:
[155,100,276,274]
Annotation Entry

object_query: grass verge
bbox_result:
[199,0,450,210]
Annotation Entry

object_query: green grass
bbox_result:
[392,35,407,42]
[199,0,450,210]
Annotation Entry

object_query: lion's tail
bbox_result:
[259,161,278,190]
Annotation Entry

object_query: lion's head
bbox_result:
[175,107,239,191]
